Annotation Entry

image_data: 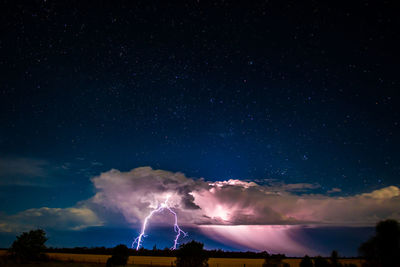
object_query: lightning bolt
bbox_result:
[132,195,187,250]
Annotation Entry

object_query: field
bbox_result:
[0,261,103,267]
[0,250,364,267]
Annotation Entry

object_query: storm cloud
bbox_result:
[1,166,399,254]
[88,167,400,226]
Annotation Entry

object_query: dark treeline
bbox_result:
[45,246,278,259]
[46,246,175,257]
[6,219,399,267]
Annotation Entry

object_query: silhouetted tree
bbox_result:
[330,250,342,267]
[106,244,129,266]
[314,256,330,267]
[263,253,289,267]
[359,219,400,267]
[300,255,314,267]
[10,229,48,262]
[176,240,209,267]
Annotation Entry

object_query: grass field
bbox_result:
[0,250,364,267]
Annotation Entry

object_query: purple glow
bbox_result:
[132,196,187,250]
[199,225,317,256]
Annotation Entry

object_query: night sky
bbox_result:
[1,1,399,256]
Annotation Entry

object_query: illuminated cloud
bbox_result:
[361,185,399,199]
[198,225,317,255]
[88,167,400,226]
[1,166,399,254]
[89,167,206,225]
[0,207,102,232]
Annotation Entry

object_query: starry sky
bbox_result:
[0,0,399,256]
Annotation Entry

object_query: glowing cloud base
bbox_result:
[132,196,187,250]
[199,225,317,256]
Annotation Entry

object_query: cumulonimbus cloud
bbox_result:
[82,167,400,254]
[1,166,399,254]
[88,167,400,227]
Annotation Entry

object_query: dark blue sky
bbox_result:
[0,1,399,255]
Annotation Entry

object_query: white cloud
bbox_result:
[89,167,206,225]
[0,207,103,232]
[361,185,400,199]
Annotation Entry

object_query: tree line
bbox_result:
[2,219,399,267]
[43,245,274,258]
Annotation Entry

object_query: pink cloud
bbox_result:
[88,167,400,227]
[2,166,400,255]
[199,225,317,256]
